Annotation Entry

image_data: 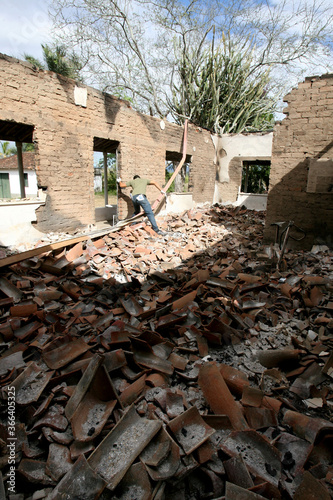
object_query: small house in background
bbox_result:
[0,151,38,199]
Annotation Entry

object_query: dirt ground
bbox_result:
[94,192,117,207]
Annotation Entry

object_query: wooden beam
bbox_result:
[151,119,188,211]
[104,151,108,206]
[0,226,119,268]
[16,141,26,199]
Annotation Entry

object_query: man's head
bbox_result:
[133,175,140,179]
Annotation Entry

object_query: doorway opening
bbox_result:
[93,138,119,223]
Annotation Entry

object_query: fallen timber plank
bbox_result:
[0,216,145,268]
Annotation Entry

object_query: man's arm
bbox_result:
[117,178,127,189]
[149,180,166,194]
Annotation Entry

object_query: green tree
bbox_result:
[0,141,16,157]
[171,36,276,133]
[98,154,117,193]
[1,142,35,157]
[241,161,271,193]
[24,44,84,81]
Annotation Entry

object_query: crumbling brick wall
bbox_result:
[0,54,216,232]
[264,74,333,249]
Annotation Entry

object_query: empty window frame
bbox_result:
[165,151,192,193]
[307,158,333,193]
[241,160,271,194]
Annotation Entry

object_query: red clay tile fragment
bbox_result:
[120,373,147,406]
[14,320,42,340]
[9,362,54,405]
[49,454,106,500]
[282,410,333,443]
[120,296,144,316]
[171,289,197,311]
[167,405,215,455]
[113,462,152,500]
[221,429,281,488]
[43,337,90,370]
[88,404,161,490]
[224,454,254,489]
[131,338,174,375]
[33,405,68,432]
[274,432,313,475]
[71,392,117,442]
[241,386,264,407]
[219,363,250,397]
[168,352,188,371]
[18,459,55,486]
[195,438,216,464]
[0,276,23,301]
[198,362,249,430]
[225,481,267,499]
[293,471,331,500]
[144,437,181,481]
[0,351,26,376]
[140,427,172,467]
[258,348,303,368]
[46,443,73,481]
[146,372,169,388]
[244,407,278,430]
[65,242,84,262]
[290,361,327,399]
[322,352,333,378]
[70,440,95,460]
[165,389,185,418]
[10,302,38,317]
[65,354,105,420]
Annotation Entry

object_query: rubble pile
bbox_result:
[0,205,332,500]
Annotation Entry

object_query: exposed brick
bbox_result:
[264,73,333,249]
[0,54,216,230]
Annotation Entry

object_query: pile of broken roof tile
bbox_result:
[0,205,332,500]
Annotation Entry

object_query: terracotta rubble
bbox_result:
[0,204,332,499]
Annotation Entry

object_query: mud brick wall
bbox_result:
[264,74,333,249]
[0,54,216,232]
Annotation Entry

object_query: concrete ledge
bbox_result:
[0,200,46,247]
[234,193,267,211]
[165,193,194,214]
[95,205,117,222]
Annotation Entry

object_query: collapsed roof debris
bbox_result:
[0,204,332,499]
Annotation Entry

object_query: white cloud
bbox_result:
[0,0,54,61]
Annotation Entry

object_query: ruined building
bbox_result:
[264,74,333,249]
[0,56,332,499]
[0,53,272,240]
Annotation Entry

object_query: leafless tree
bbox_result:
[49,0,333,126]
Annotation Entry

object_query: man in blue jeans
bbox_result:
[117,175,166,236]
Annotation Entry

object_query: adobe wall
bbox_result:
[0,54,216,232]
[264,74,333,249]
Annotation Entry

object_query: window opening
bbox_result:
[0,120,35,200]
[165,151,192,193]
[241,160,271,194]
[0,173,10,198]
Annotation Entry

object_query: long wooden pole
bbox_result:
[103,152,108,206]
[16,142,26,199]
[151,119,188,211]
